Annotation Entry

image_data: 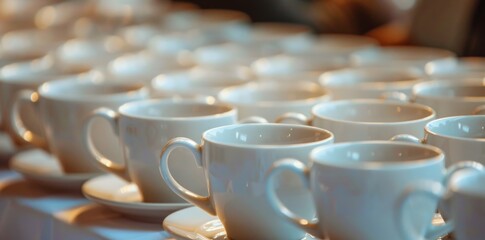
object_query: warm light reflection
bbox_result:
[30,92,39,102]
[23,131,33,142]
[35,6,56,29]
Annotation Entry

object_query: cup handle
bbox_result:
[265,158,322,238]
[473,104,485,115]
[396,181,452,240]
[390,134,424,144]
[10,90,47,148]
[82,107,129,181]
[275,112,312,125]
[159,137,216,215]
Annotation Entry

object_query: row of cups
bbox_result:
[4,72,485,239]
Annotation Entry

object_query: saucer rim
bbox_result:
[82,174,192,210]
[10,149,99,181]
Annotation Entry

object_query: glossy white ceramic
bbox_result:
[251,54,348,82]
[413,80,485,117]
[151,67,252,98]
[0,56,89,144]
[277,99,435,142]
[10,148,98,190]
[82,174,190,223]
[396,167,485,240]
[218,81,331,121]
[163,206,319,240]
[351,46,455,68]
[160,123,334,239]
[319,66,425,100]
[392,115,485,167]
[266,141,446,240]
[425,57,485,79]
[83,99,238,203]
[10,75,149,173]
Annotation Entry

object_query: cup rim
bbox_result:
[319,66,425,89]
[202,123,334,149]
[312,99,436,125]
[310,140,444,170]
[217,81,331,106]
[425,115,485,142]
[118,98,236,121]
[413,80,485,102]
[39,77,148,102]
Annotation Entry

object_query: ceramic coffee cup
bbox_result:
[83,99,249,203]
[413,80,485,117]
[391,115,485,167]
[265,141,447,240]
[350,46,455,69]
[425,57,485,80]
[160,123,334,239]
[0,56,89,144]
[151,67,252,99]
[287,34,378,55]
[276,99,435,142]
[319,66,426,100]
[251,54,348,82]
[218,81,331,121]
[396,166,485,240]
[10,75,149,173]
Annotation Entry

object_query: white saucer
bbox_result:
[163,207,320,240]
[10,148,98,190]
[82,174,191,223]
[163,208,450,240]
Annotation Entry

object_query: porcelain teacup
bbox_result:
[277,99,435,142]
[83,99,244,203]
[392,115,485,167]
[217,81,331,122]
[10,75,149,173]
[160,123,334,239]
[265,141,448,240]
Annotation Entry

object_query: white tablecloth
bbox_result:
[0,167,173,240]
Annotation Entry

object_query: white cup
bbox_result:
[160,123,334,239]
[265,141,447,239]
[392,115,485,167]
[0,56,89,144]
[413,80,485,117]
[396,165,485,240]
[277,99,435,142]
[10,76,149,173]
[151,67,252,99]
[425,57,485,80]
[251,54,348,82]
[83,99,245,203]
[320,66,426,100]
[218,81,331,122]
[351,46,455,69]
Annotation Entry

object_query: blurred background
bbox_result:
[1,0,482,56]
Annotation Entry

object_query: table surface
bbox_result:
[0,165,175,240]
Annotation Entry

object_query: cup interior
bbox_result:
[120,99,233,119]
[426,116,485,139]
[219,82,326,103]
[204,124,332,146]
[312,142,442,167]
[314,100,433,123]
